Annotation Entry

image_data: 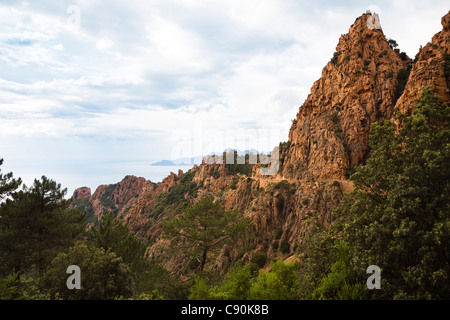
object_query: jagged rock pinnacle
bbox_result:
[281,12,408,181]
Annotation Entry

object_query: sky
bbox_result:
[0,0,449,196]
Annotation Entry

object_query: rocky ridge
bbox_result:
[72,11,450,272]
[282,12,411,181]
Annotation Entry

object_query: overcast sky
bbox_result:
[0,0,448,195]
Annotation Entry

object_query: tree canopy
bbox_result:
[0,176,85,276]
[0,158,21,200]
[327,86,450,299]
[163,195,251,272]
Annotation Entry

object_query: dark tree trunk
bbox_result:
[199,247,208,271]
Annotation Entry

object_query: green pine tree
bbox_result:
[330,86,450,299]
[0,176,85,276]
[0,158,21,200]
[163,195,251,272]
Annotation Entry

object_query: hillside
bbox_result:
[72,10,450,275]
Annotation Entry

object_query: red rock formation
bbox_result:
[395,10,450,113]
[282,13,409,181]
[72,187,91,201]
[71,11,450,271]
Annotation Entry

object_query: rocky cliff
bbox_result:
[72,10,450,273]
[282,12,411,181]
[72,175,156,227]
[395,11,450,114]
[72,187,91,201]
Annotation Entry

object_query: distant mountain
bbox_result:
[151,156,202,166]
[151,159,178,166]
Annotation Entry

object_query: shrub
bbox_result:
[229,177,239,190]
[274,227,283,240]
[280,241,291,254]
[272,241,279,250]
[387,38,398,49]
[399,51,408,61]
[395,66,412,102]
[251,252,267,268]
[444,53,450,85]
[378,50,388,58]
[331,51,342,64]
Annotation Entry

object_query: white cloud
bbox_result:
[1,0,449,191]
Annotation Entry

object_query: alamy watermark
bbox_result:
[66,5,81,30]
[366,265,381,289]
[169,123,281,176]
[66,265,81,290]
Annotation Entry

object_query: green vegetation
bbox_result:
[387,38,398,49]
[311,240,366,300]
[302,197,310,206]
[229,176,239,190]
[74,198,95,224]
[160,170,200,209]
[331,50,342,65]
[399,51,409,61]
[302,87,450,299]
[0,158,21,201]
[378,50,388,58]
[0,87,448,300]
[42,241,134,300]
[100,184,117,212]
[163,195,251,271]
[251,252,267,268]
[394,66,412,102]
[444,53,450,87]
[330,111,339,124]
[280,241,291,254]
[189,260,300,300]
[0,176,86,276]
[0,166,184,300]
[279,141,291,149]
[211,168,220,179]
[225,152,254,176]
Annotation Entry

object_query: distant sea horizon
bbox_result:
[2,161,195,199]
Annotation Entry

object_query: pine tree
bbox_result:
[0,158,21,200]
[163,195,250,272]
[0,176,85,276]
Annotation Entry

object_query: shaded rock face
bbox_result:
[282,13,409,181]
[395,10,450,113]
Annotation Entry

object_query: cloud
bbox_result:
[1,0,449,192]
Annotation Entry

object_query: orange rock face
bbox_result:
[283,13,410,181]
[72,187,91,201]
[395,10,450,114]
